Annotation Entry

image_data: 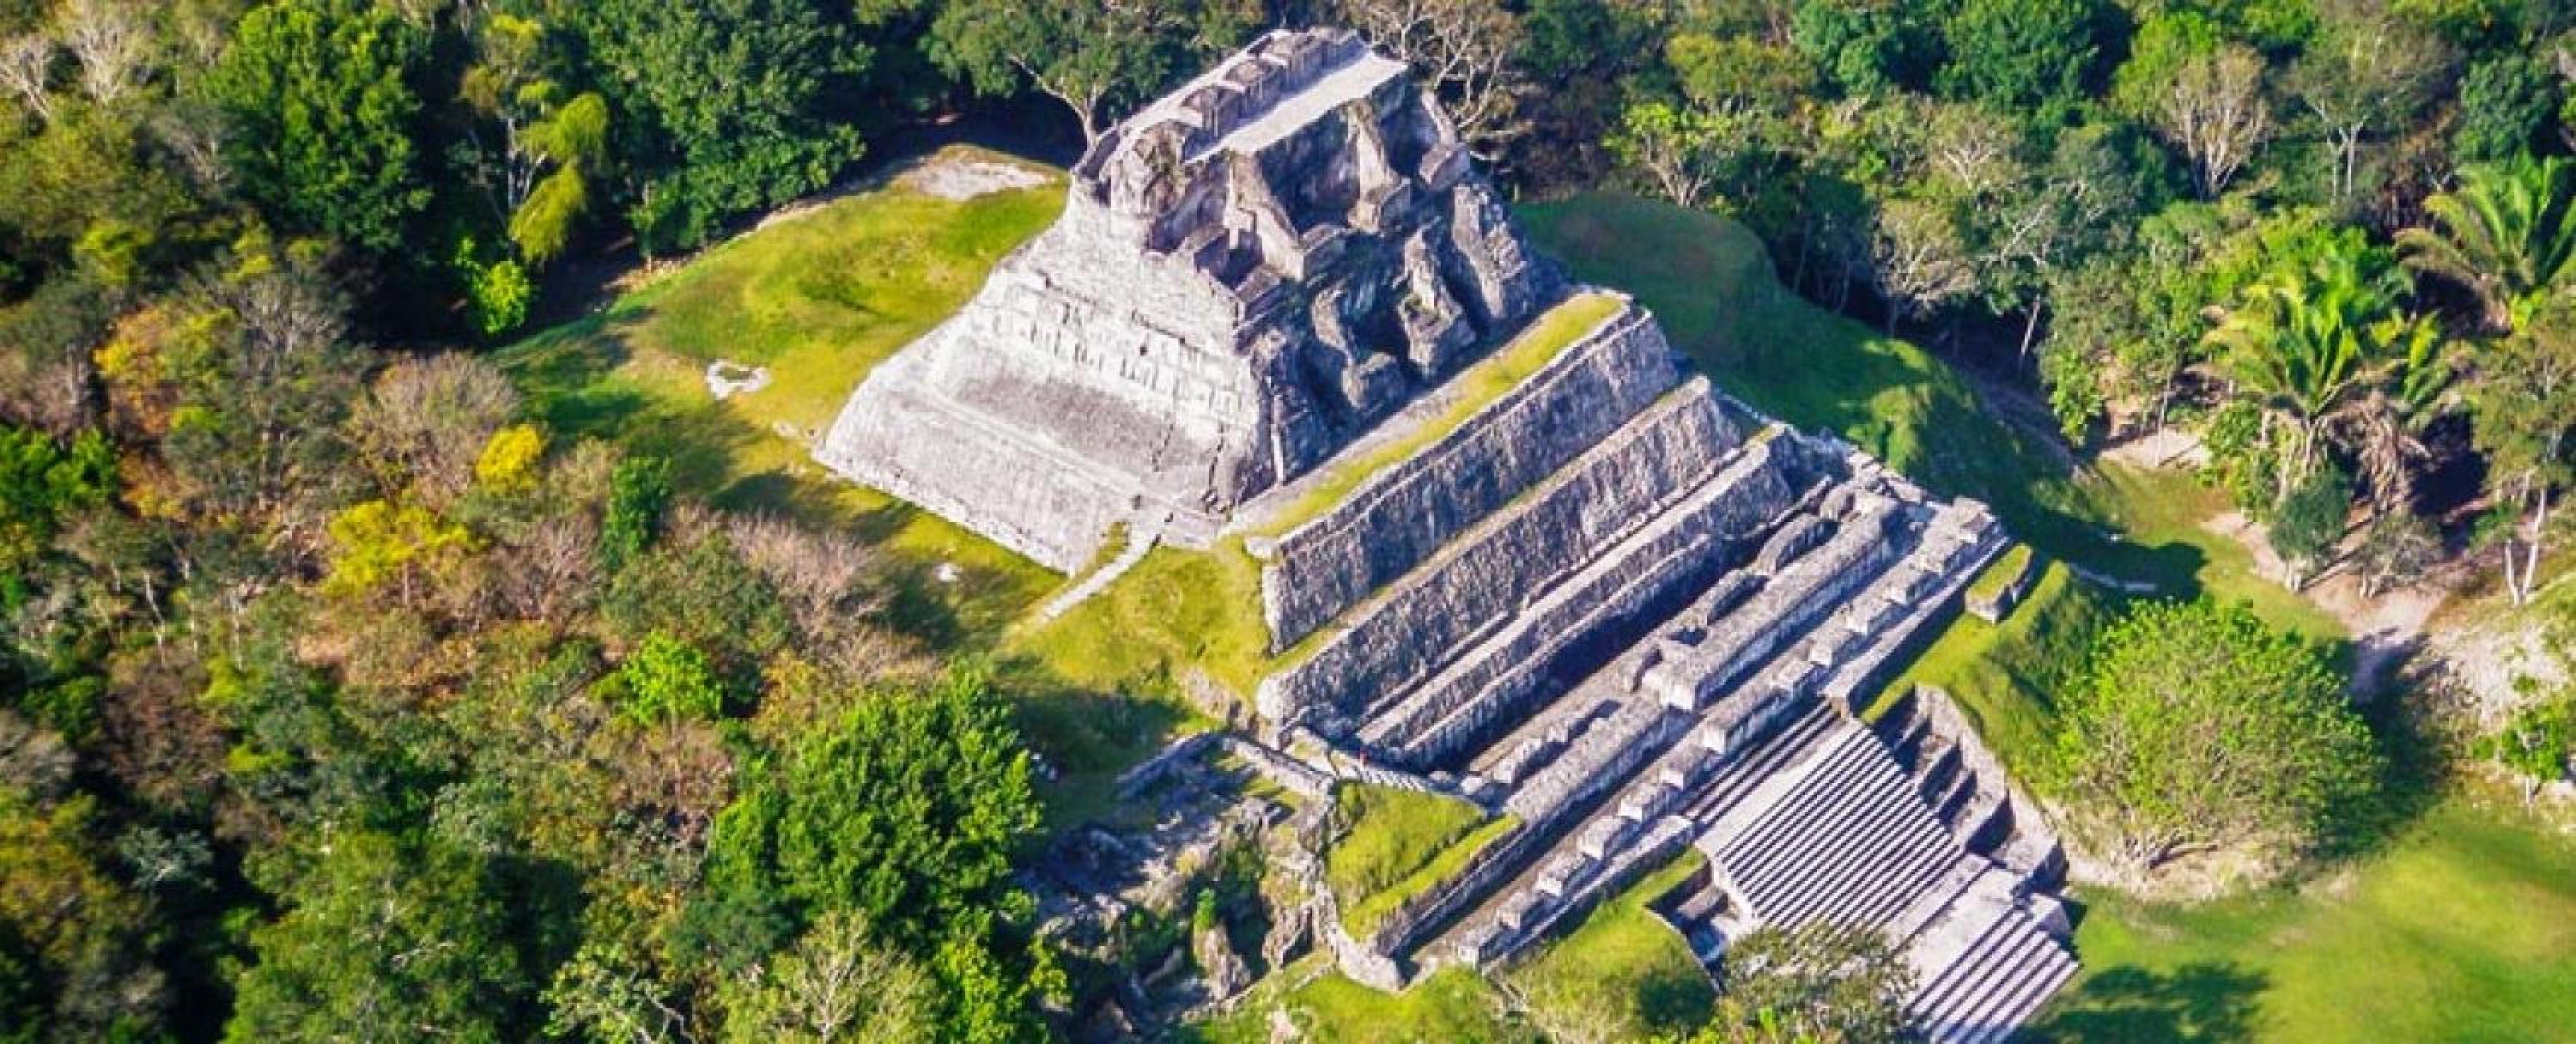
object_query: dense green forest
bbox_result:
[4,0,2575,1041]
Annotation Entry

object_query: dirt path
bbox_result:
[2102,428,2450,696]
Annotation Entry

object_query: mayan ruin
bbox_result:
[823,29,2078,1042]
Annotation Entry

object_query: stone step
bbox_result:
[1261,416,1813,736]
[1248,308,1692,646]
[1032,522,1163,622]
[1355,420,1801,762]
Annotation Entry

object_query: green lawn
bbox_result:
[2037,798,2576,1043]
[1507,853,1717,1041]
[1867,561,2123,774]
[1325,785,1509,938]
[1188,959,1537,1044]
[2087,462,2347,642]
[495,149,1069,644]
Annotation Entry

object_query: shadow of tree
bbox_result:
[2027,962,2268,1043]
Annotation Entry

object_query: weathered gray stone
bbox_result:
[1255,430,1830,730]
[1251,302,1695,649]
[818,28,1560,570]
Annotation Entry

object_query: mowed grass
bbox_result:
[1010,539,1272,697]
[1188,958,1537,1044]
[1507,853,1717,1041]
[495,149,1071,644]
[2089,461,2347,643]
[1249,291,1627,537]
[1867,561,2123,774]
[2036,798,2576,1042]
[1326,785,1506,938]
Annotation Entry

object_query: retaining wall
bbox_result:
[1256,301,1698,648]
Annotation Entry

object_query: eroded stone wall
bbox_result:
[1254,302,1704,649]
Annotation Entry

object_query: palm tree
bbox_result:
[2397,155,2576,333]
[2333,314,2460,516]
[2208,240,2408,501]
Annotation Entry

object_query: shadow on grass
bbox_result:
[994,659,1201,829]
[2028,962,2267,1042]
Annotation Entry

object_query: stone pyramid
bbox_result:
[819,28,1558,571]
[823,30,2077,1041]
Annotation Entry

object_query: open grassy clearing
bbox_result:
[495,150,1069,643]
[1250,291,1626,537]
[1326,784,1512,938]
[1506,853,1717,1041]
[2036,798,2576,1042]
[2088,462,2347,642]
[1188,957,1536,1044]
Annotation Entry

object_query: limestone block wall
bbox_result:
[1255,302,1699,649]
[1255,434,1826,729]
[1351,404,1773,768]
[816,346,1142,570]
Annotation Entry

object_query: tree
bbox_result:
[0,33,54,123]
[598,454,670,573]
[1609,100,1727,208]
[2397,155,2576,333]
[568,0,867,252]
[1872,197,1978,332]
[347,355,519,506]
[929,0,1248,148]
[2206,229,2408,500]
[2354,508,2439,598]
[2050,599,2378,880]
[1334,0,1529,152]
[1684,923,1915,1044]
[225,831,527,1044]
[0,424,112,586]
[2471,294,2576,606]
[2482,685,2574,804]
[2269,463,2353,589]
[53,0,151,107]
[718,907,939,1043]
[2285,2,2448,204]
[456,12,608,265]
[1791,0,1939,97]
[2453,52,2561,167]
[0,775,166,1041]
[615,631,728,725]
[685,669,1040,1038]
[205,0,432,251]
[1935,0,2107,124]
[2334,314,2458,514]
[2155,44,2272,200]
[322,499,471,602]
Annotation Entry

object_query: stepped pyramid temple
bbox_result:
[823,29,2076,1043]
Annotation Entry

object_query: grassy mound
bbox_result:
[1968,543,2038,610]
[2038,798,2576,1042]
[1507,853,1717,1041]
[1867,561,2122,774]
[495,150,1069,642]
[1324,784,1510,938]
[1187,960,1535,1044]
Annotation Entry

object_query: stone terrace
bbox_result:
[823,29,2078,1041]
[819,28,1557,570]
